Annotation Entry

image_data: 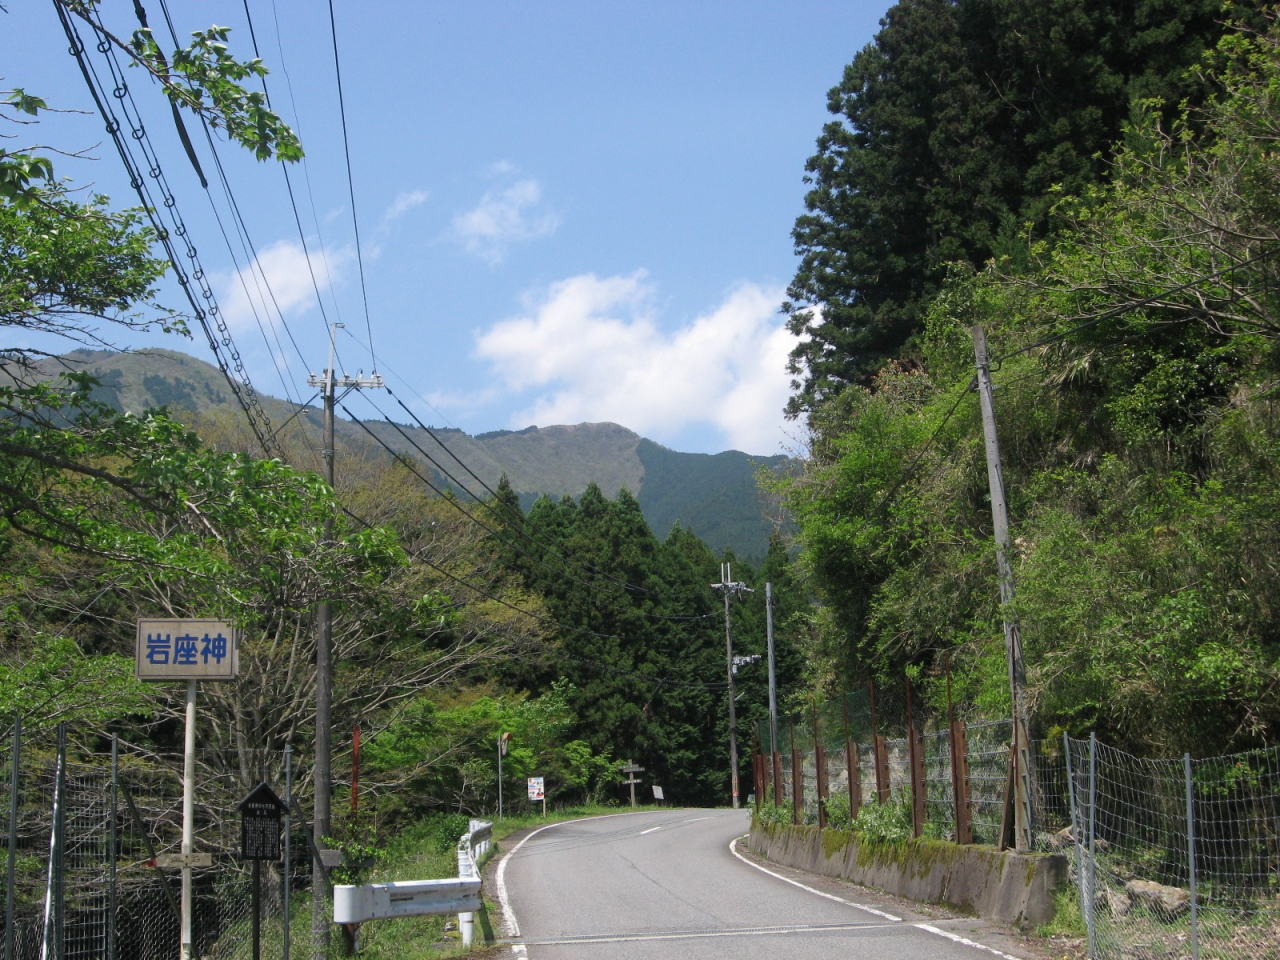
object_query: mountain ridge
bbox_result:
[42,348,787,558]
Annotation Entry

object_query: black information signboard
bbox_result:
[238,783,287,861]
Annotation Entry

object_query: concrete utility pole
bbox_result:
[306,323,384,958]
[765,582,779,759]
[711,563,753,809]
[971,325,1034,852]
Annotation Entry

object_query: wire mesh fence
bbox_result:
[4,722,312,960]
[1065,735,1280,960]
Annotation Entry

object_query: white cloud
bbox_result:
[385,189,429,222]
[452,176,559,264]
[217,239,351,335]
[474,273,792,455]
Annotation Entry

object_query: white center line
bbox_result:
[640,826,662,835]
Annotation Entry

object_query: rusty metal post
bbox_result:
[747,747,757,814]
[813,703,828,829]
[906,676,926,838]
[951,719,973,844]
[843,694,860,825]
[772,751,783,807]
[946,659,973,844]
[870,681,890,803]
[790,715,803,825]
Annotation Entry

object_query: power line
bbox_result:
[336,504,729,692]
[325,0,377,374]
[55,1,277,456]
[340,401,715,622]
[359,394,674,600]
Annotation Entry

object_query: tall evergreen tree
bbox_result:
[784,0,1229,414]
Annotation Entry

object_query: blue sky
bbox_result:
[5,2,890,455]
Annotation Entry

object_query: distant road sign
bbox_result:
[136,619,239,680]
[528,777,544,801]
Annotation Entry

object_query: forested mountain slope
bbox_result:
[776,3,1280,757]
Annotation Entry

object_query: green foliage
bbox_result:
[778,14,1280,756]
[754,798,794,826]
[822,791,855,831]
[363,680,621,819]
[784,0,1230,412]
[851,798,913,845]
[0,632,148,729]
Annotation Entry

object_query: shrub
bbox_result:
[851,798,912,844]
[823,791,855,831]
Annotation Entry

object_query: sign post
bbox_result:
[136,618,239,960]
[238,784,287,960]
[527,777,545,817]
[619,760,645,808]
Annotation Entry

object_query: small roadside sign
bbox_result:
[652,786,664,802]
[527,777,544,801]
[238,783,287,861]
[136,619,239,681]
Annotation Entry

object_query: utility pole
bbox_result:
[971,325,1034,852]
[306,323,384,958]
[765,582,779,760]
[711,563,753,809]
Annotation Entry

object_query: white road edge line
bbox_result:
[728,836,902,922]
[495,810,667,957]
[915,923,1026,960]
[728,835,1028,960]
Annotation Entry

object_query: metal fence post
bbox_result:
[109,736,118,960]
[1063,733,1089,949]
[284,744,293,960]
[813,704,827,829]
[1184,753,1199,960]
[1087,732,1097,960]
[789,716,802,824]
[5,716,19,960]
[906,677,925,838]
[843,695,860,825]
[43,723,67,960]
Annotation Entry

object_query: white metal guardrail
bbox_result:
[333,819,493,947]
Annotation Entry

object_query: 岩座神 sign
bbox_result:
[238,783,287,861]
[136,619,239,680]
[527,777,544,801]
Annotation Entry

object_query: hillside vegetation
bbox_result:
[776,2,1280,756]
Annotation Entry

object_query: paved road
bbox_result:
[494,808,1032,959]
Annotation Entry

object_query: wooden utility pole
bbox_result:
[307,323,383,957]
[971,325,1034,852]
[712,563,753,809]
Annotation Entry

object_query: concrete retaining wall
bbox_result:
[747,822,1066,929]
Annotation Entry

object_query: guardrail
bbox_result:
[333,818,493,947]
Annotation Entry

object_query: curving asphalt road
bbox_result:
[494,808,1034,960]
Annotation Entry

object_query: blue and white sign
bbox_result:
[135,619,239,680]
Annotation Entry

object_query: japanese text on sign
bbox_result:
[136,619,239,680]
[528,777,544,801]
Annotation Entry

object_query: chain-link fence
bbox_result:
[4,721,313,960]
[1064,734,1280,960]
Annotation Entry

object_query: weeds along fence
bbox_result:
[1064,734,1280,960]
[751,679,1068,845]
[3,721,311,960]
